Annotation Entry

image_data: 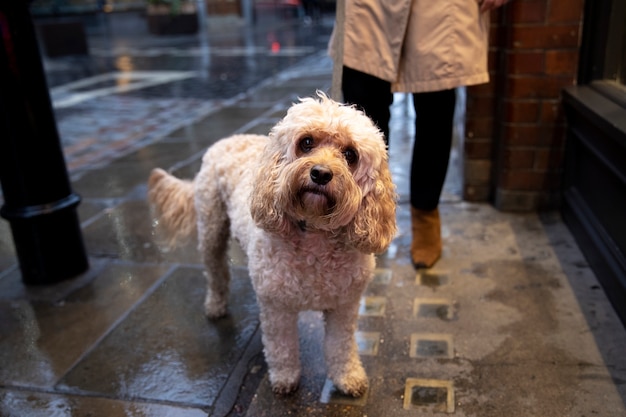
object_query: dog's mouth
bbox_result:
[298,187,336,211]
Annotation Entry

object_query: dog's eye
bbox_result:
[299,136,314,153]
[343,148,358,166]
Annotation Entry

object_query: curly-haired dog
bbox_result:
[148,92,397,396]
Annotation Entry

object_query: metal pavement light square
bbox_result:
[416,270,449,288]
[371,268,392,285]
[409,333,454,359]
[413,298,456,321]
[358,296,387,317]
[355,331,381,356]
[403,378,454,413]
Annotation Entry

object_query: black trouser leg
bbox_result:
[410,89,456,211]
[341,66,393,145]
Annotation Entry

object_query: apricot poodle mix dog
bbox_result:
[148,92,397,396]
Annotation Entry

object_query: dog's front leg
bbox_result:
[259,305,301,395]
[323,304,368,397]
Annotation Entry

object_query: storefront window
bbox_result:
[603,0,626,87]
[580,0,626,106]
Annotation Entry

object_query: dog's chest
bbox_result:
[250,234,375,309]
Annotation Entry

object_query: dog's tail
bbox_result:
[148,168,197,247]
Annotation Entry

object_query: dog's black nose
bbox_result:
[310,165,333,185]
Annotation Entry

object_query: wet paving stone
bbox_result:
[0,389,207,417]
[58,266,259,409]
[81,199,199,264]
[0,263,168,387]
[319,379,369,406]
[72,141,211,198]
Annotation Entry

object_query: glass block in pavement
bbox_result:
[403,378,454,413]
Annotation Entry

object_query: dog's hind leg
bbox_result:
[196,193,231,319]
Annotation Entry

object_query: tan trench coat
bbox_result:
[330,0,490,93]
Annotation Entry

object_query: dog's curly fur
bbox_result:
[148,92,397,396]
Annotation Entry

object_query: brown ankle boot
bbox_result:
[410,207,442,269]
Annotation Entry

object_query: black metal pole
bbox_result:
[0,1,88,284]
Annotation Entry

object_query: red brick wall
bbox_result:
[463,0,584,211]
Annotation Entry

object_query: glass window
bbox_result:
[583,0,626,107]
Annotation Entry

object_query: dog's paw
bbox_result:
[269,371,300,395]
[331,367,369,397]
[271,379,299,396]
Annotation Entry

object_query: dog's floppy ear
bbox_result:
[250,151,294,235]
[346,158,397,254]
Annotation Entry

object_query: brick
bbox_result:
[539,100,565,124]
[498,169,561,191]
[463,184,490,201]
[502,148,536,170]
[502,124,541,147]
[534,147,565,171]
[506,51,545,74]
[509,25,580,49]
[545,50,579,75]
[467,80,496,97]
[466,117,494,139]
[466,96,495,118]
[548,0,584,23]
[510,0,547,23]
[502,123,567,148]
[507,76,571,99]
[496,188,562,211]
[504,100,540,123]
[464,159,492,183]
[464,139,493,159]
[494,189,546,211]
[499,169,546,190]
[541,124,566,147]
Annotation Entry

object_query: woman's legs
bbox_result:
[411,89,456,210]
[341,66,394,144]
[409,89,456,268]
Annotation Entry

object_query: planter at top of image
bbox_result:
[146,4,198,35]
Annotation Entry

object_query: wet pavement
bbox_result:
[1,8,626,417]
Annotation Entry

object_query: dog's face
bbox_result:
[250,92,397,254]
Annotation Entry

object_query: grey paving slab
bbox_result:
[0,388,207,417]
[58,266,259,410]
[81,191,247,268]
[0,263,168,387]
[72,141,210,198]
[81,199,200,264]
[58,95,217,175]
[165,104,273,144]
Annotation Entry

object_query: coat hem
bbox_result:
[392,73,489,93]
